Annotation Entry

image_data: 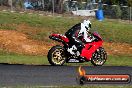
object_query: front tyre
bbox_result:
[91,47,107,66]
[47,45,66,66]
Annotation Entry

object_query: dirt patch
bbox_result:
[0,30,54,55]
[103,42,132,55]
[0,30,131,56]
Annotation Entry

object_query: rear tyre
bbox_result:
[91,47,107,66]
[47,45,66,66]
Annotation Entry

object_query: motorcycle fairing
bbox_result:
[80,41,103,61]
[50,34,69,43]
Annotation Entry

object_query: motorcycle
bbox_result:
[47,30,107,66]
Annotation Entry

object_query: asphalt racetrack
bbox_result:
[0,64,132,86]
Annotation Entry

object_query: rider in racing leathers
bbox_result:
[65,20,92,56]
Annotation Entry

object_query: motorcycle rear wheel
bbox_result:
[91,47,107,66]
[47,45,66,66]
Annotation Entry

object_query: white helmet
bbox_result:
[83,20,91,31]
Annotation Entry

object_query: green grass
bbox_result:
[92,20,132,44]
[0,12,78,30]
[105,55,132,66]
[0,54,48,65]
[0,51,48,65]
[0,11,132,44]
[0,52,131,66]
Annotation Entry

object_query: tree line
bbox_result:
[0,0,64,13]
[0,0,131,13]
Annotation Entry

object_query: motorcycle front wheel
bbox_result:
[91,47,107,66]
[47,45,66,66]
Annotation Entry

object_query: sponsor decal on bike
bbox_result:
[68,59,79,63]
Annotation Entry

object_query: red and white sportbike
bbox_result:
[47,31,107,66]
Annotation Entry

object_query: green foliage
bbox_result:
[102,0,118,5]
[121,7,129,20]
[77,1,87,10]
[128,0,132,6]
[104,5,122,19]
[114,5,122,18]
[17,0,24,8]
